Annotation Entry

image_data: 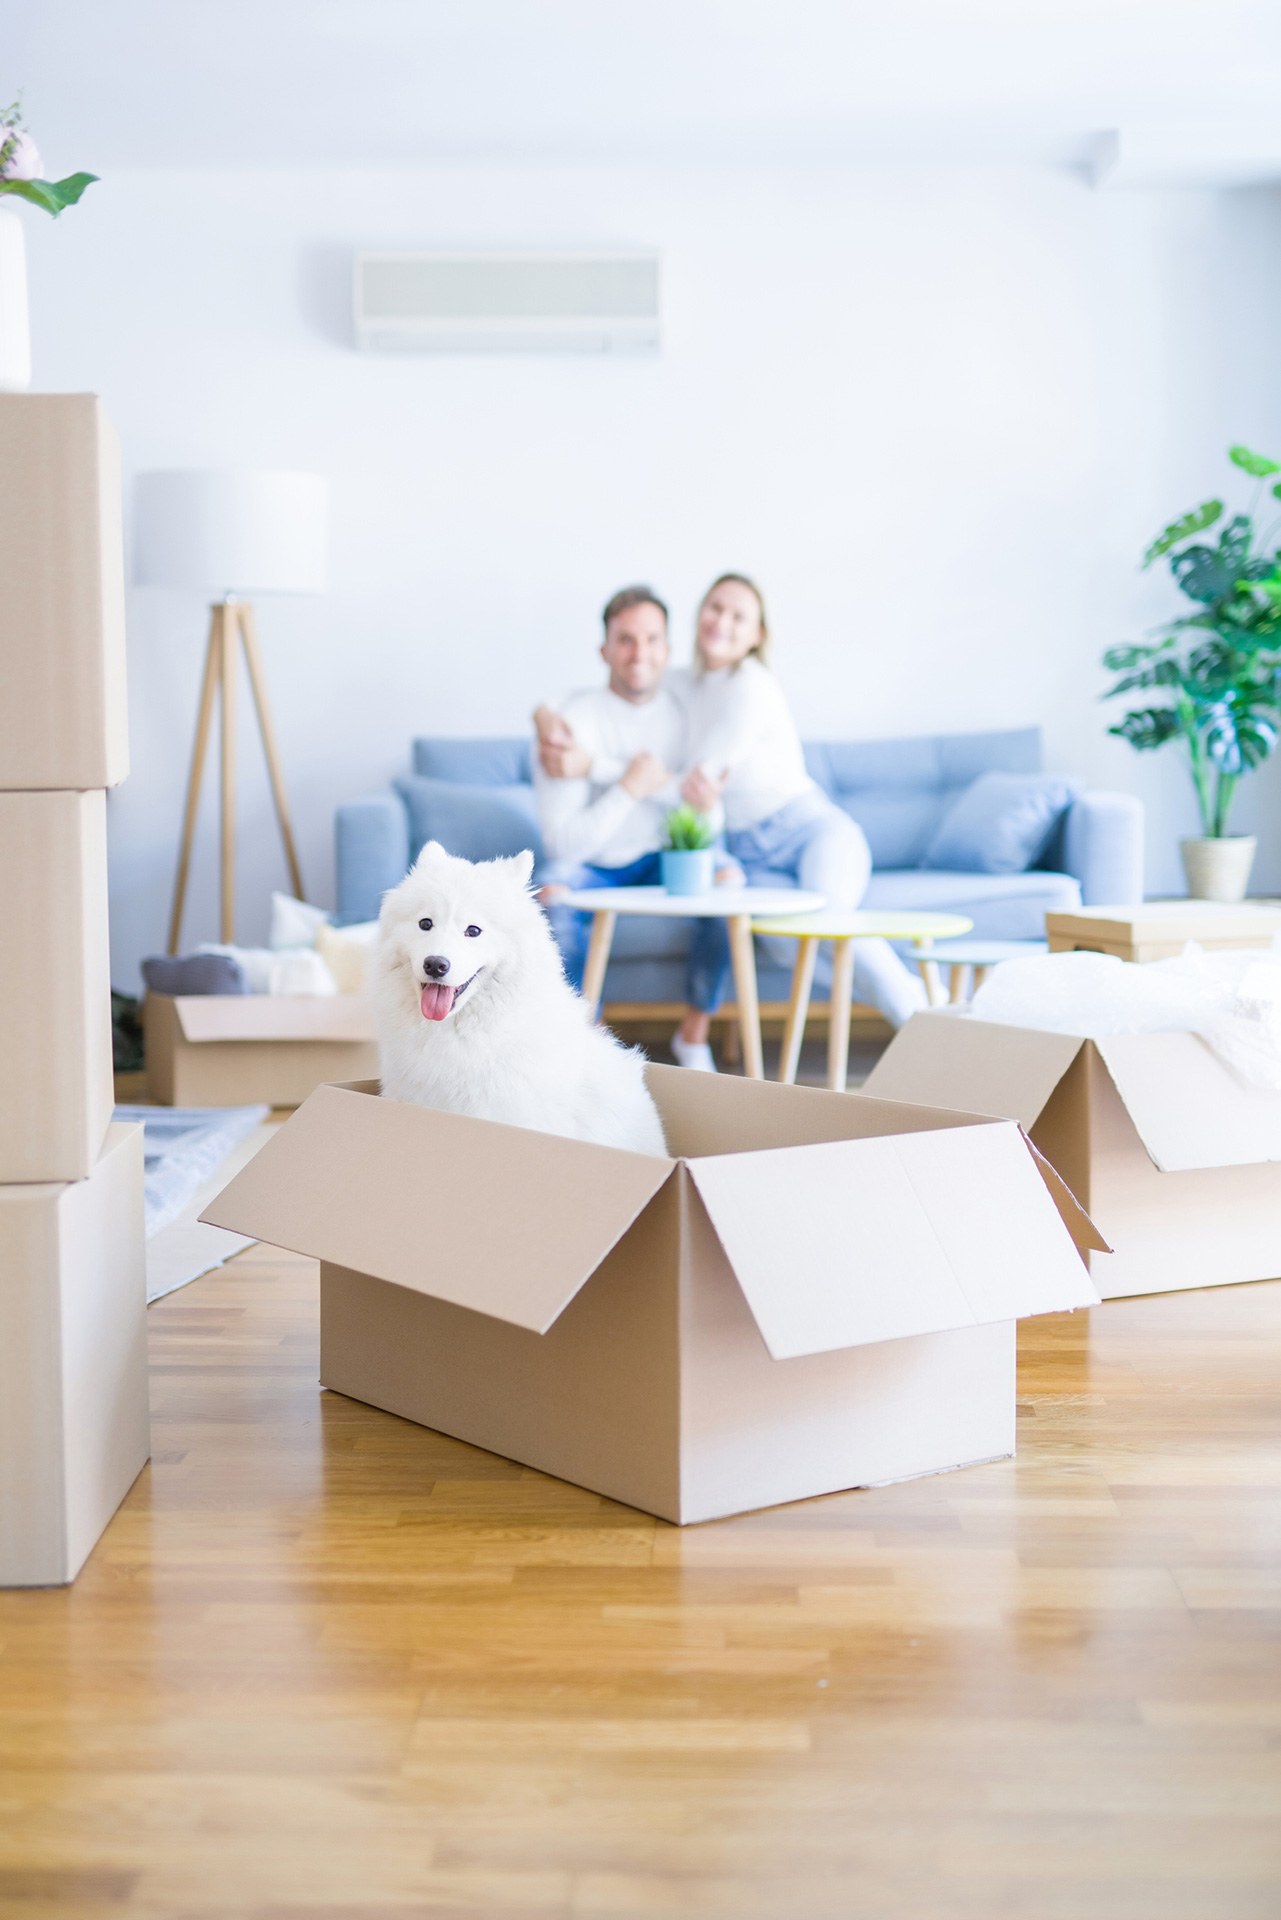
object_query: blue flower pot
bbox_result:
[661,848,715,895]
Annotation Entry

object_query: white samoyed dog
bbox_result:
[372,841,668,1156]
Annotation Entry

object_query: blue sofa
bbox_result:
[335,727,1143,1007]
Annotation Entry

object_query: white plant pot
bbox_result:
[0,203,31,393]
[1180,835,1257,904]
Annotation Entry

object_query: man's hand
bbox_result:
[680,766,727,812]
[539,740,592,780]
[533,704,575,750]
[714,860,746,887]
[620,751,672,800]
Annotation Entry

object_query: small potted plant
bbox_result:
[1103,444,1281,902]
[661,805,716,895]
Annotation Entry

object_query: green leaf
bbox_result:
[1141,499,1222,568]
[1108,708,1182,753]
[664,804,716,852]
[1229,444,1281,478]
[1170,516,1270,606]
[0,171,98,217]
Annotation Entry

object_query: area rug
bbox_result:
[113,1104,273,1302]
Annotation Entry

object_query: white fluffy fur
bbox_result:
[372,842,668,1156]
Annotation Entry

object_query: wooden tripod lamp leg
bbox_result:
[236,602,306,902]
[167,607,222,955]
[219,602,239,943]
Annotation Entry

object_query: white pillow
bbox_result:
[268,892,332,950]
[315,921,379,995]
[196,943,338,995]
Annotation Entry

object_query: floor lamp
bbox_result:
[134,470,328,952]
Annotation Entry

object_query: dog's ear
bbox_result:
[413,839,447,872]
[505,849,535,889]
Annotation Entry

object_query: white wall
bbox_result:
[23,164,1281,989]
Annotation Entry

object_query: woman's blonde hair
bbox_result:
[696,572,770,671]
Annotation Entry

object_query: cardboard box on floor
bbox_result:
[1046,900,1281,964]
[203,1066,1103,1525]
[0,1123,150,1586]
[0,394,128,790]
[145,993,380,1107]
[0,789,114,1182]
[863,1010,1281,1299]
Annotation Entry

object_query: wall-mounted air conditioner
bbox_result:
[353,251,661,355]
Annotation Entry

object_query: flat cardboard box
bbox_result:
[145,993,381,1107]
[1046,900,1281,963]
[863,1009,1281,1298]
[0,789,114,1182]
[203,1067,1103,1524]
[0,394,128,789]
[0,1122,150,1586]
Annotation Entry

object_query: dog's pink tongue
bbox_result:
[420,982,453,1021]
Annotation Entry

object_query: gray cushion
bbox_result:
[394,774,544,867]
[142,953,248,996]
[412,737,533,786]
[924,772,1081,874]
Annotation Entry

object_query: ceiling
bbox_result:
[8,0,1281,183]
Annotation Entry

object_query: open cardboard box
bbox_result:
[203,1065,1103,1524]
[144,993,380,1107]
[863,1009,1281,1298]
[0,394,128,790]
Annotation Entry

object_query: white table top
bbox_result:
[559,886,826,919]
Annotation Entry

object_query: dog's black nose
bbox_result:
[422,954,451,981]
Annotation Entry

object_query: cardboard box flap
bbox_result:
[686,1120,1098,1363]
[860,1011,1085,1130]
[173,994,377,1044]
[1093,1031,1281,1172]
[1023,1135,1111,1258]
[202,1084,674,1331]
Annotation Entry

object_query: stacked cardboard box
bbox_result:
[0,395,150,1587]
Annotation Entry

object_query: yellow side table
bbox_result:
[749,909,974,1090]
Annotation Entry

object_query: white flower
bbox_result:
[0,130,42,182]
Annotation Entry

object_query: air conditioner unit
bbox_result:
[353,251,661,355]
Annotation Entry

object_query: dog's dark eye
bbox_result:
[418,918,433,931]
[464,925,481,938]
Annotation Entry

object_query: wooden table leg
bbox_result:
[914,938,943,1008]
[778,936,818,1085]
[580,910,616,1021]
[826,936,855,1091]
[728,915,764,1081]
[948,962,970,1004]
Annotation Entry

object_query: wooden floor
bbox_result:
[2,1254,1280,1920]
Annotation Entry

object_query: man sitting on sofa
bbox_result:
[534,584,737,1072]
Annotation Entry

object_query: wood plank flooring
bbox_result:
[1,1251,1279,1919]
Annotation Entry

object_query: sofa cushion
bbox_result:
[412,737,533,786]
[806,728,1045,869]
[863,868,1082,942]
[394,775,545,867]
[923,772,1081,875]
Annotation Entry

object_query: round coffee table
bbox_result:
[747,908,974,1089]
[560,885,825,1081]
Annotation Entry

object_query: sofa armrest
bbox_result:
[1062,790,1144,906]
[335,789,411,926]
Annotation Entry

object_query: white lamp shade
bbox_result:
[134,469,328,595]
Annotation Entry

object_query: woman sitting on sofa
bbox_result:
[670,573,926,1043]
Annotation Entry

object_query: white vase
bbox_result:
[1180,835,1257,903]
[0,203,31,393]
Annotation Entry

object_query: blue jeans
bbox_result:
[544,851,731,1013]
[721,789,926,1029]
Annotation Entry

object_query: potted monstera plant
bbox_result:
[1103,445,1281,902]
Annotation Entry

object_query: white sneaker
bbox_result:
[671,1030,717,1072]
